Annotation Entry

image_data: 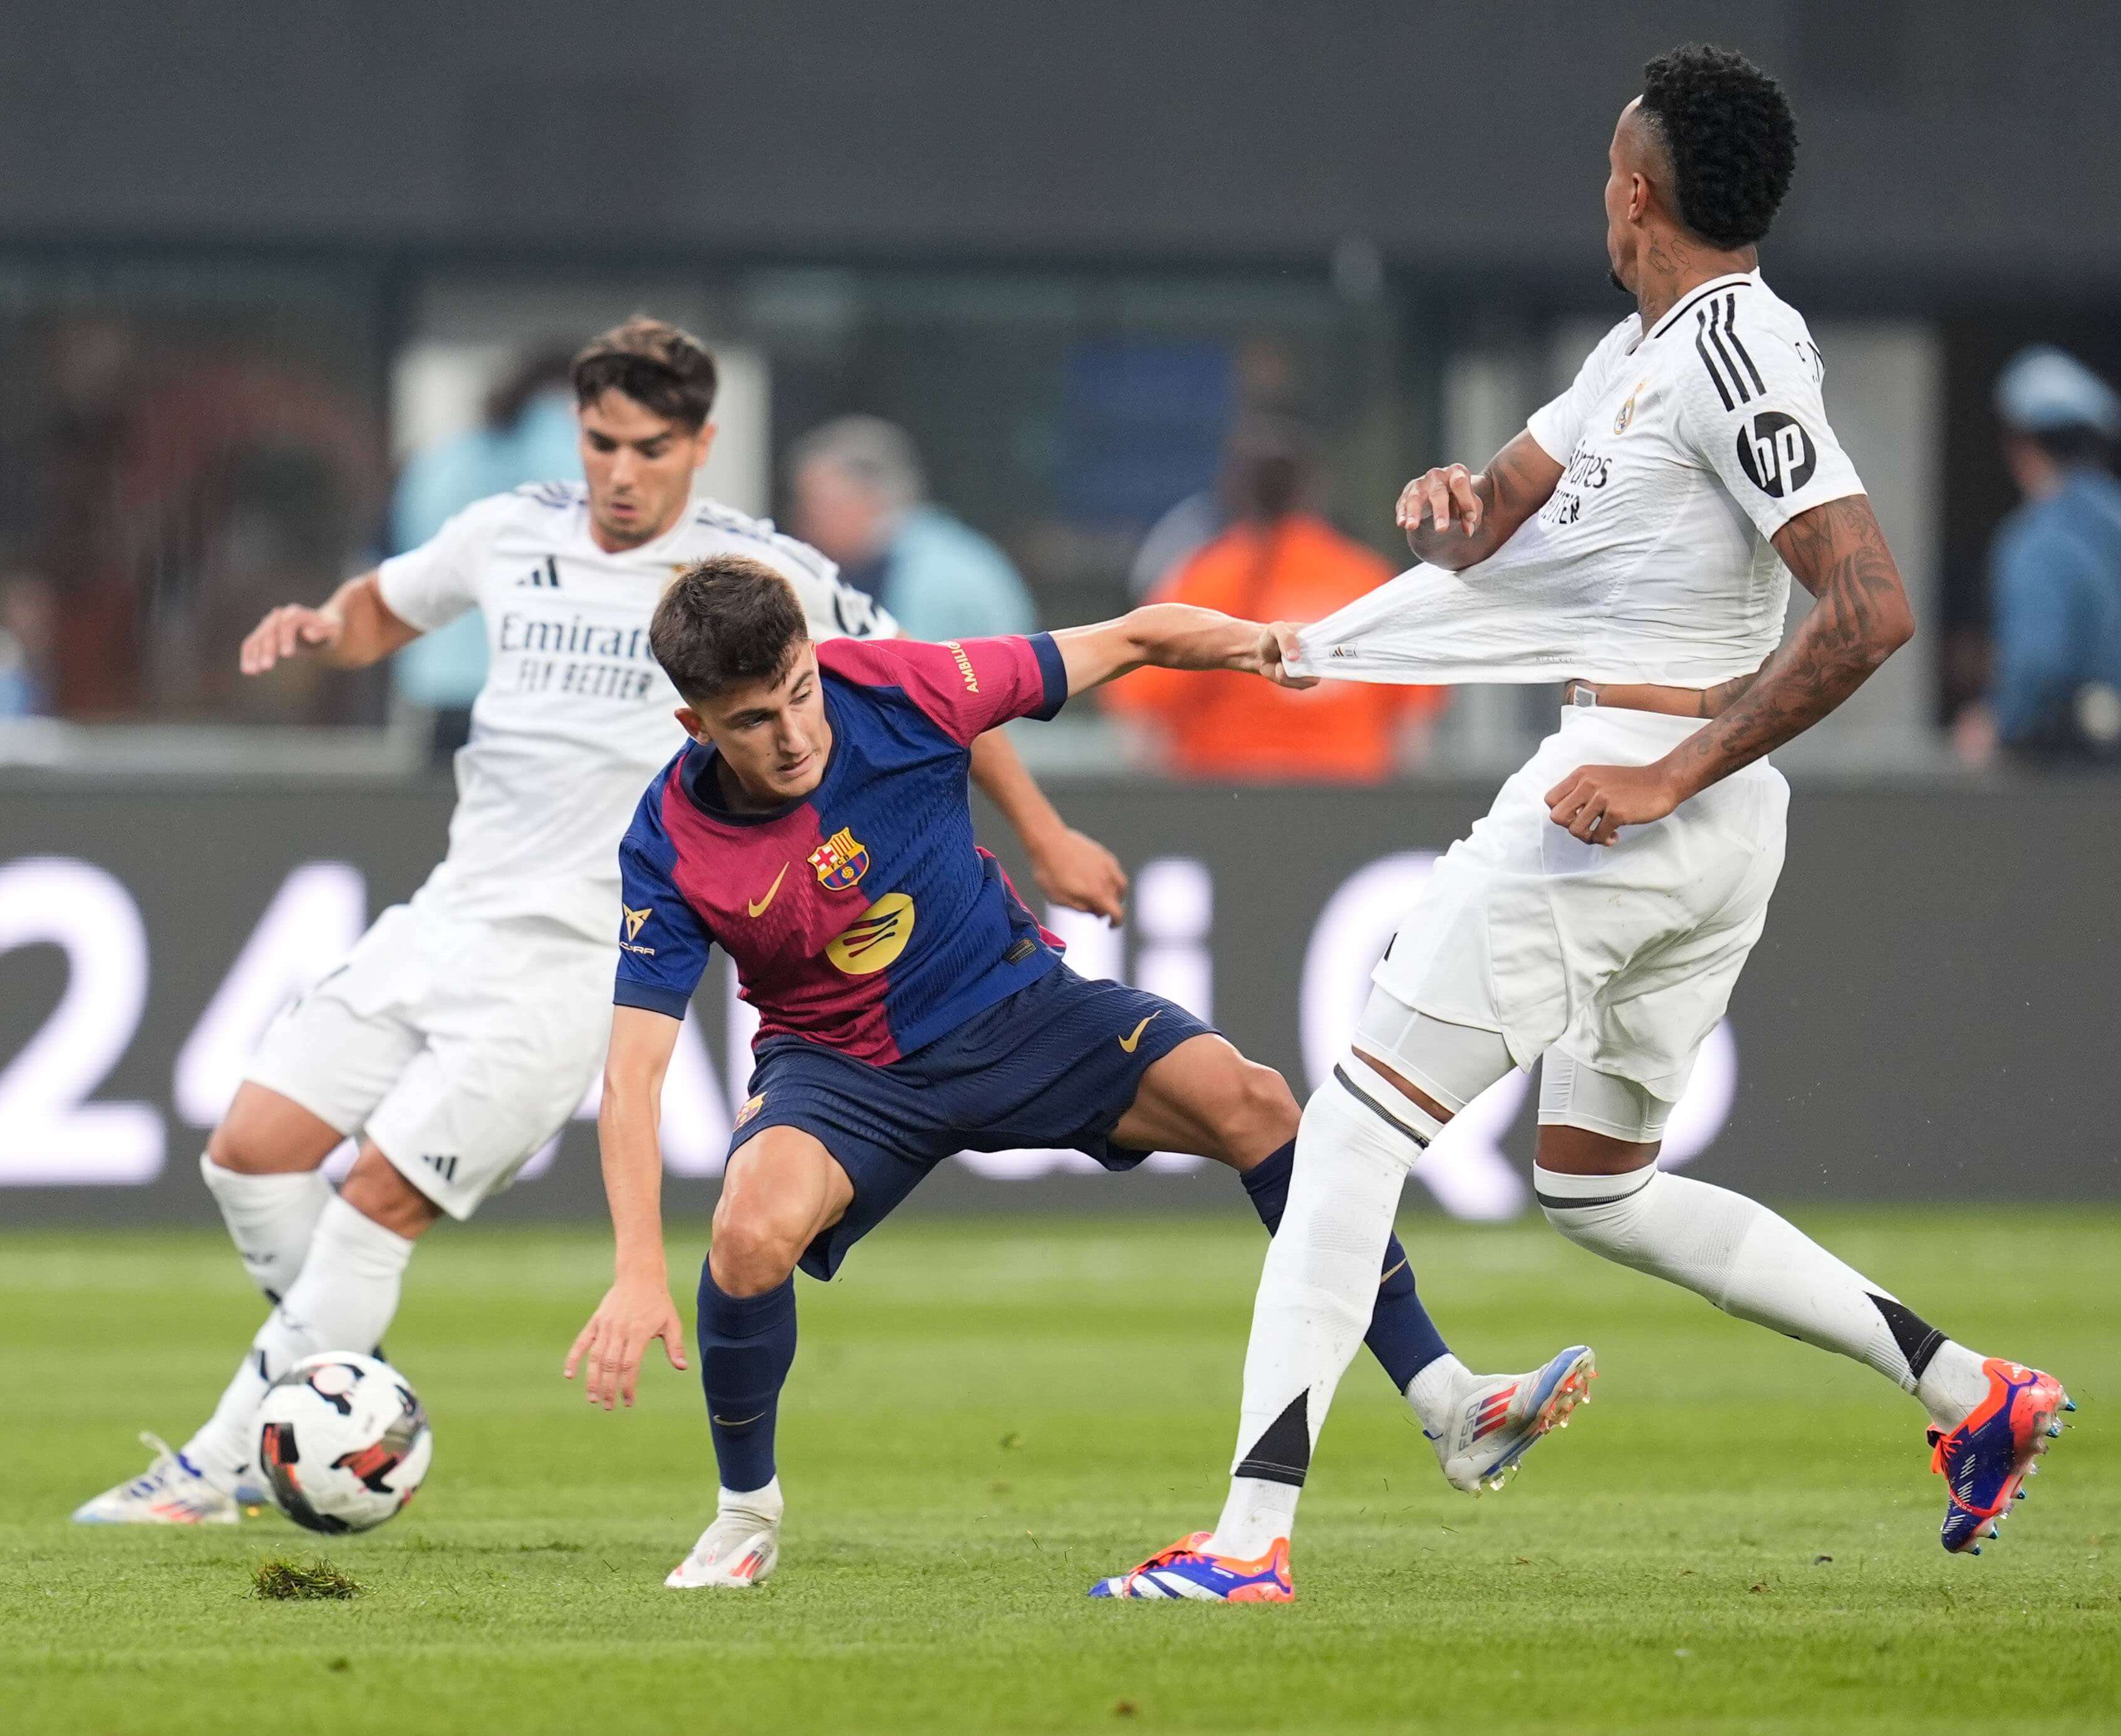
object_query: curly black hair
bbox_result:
[1638,44,1798,250]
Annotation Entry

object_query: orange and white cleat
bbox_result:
[665,1486,782,1588]
[1429,1345,1597,1494]
[1089,1532,1294,1602]
[1929,1358,2073,1556]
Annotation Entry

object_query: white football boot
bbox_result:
[72,1433,242,1526]
[1424,1346,1597,1494]
[665,1481,784,1589]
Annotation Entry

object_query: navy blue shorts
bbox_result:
[730,964,1215,1281]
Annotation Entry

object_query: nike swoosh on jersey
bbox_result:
[711,1410,769,1428]
[747,863,789,918]
[1118,1012,1161,1053]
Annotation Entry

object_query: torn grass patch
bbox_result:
[253,1556,365,1601]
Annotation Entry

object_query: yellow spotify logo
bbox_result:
[826,893,915,975]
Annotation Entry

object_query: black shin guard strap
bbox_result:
[1233,1391,1311,1488]
[1869,1293,1946,1380]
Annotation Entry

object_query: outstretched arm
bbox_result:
[564,1006,690,1410]
[967,729,1128,926]
[238,572,422,675]
[1050,604,1313,696]
[1396,430,1564,571]
[1545,494,1914,844]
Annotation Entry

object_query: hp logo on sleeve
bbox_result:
[1736,411,1817,498]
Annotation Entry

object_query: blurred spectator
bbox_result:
[1956,347,2121,767]
[787,416,1036,639]
[0,573,56,717]
[21,314,383,722]
[391,347,584,748]
[1126,336,1302,599]
[1104,416,1444,782]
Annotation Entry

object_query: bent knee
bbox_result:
[1533,1155,1661,1252]
[338,1145,443,1239]
[1223,1061,1300,1150]
[205,1120,266,1172]
[207,1115,301,1175]
[207,1094,285,1172]
[709,1202,808,1296]
[208,1084,343,1174]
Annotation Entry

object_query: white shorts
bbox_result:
[246,902,615,1219]
[1374,703,1788,1105]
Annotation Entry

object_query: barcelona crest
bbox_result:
[808,825,871,892]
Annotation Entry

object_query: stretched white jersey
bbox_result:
[376,483,894,943]
[1290,272,1864,688]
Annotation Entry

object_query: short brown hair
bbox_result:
[651,555,810,702]
[572,316,718,430]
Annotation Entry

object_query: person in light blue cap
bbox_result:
[1957,346,2121,764]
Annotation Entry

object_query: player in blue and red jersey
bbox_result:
[564,554,1594,1593]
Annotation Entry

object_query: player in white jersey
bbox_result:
[75,317,1126,1525]
[1094,47,2070,1601]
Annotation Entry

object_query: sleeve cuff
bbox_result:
[613,978,693,1020]
[1523,411,1570,465]
[371,559,422,629]
[1753,478,1865,539]
[1027,631,1067,719]
[373,557,452,634]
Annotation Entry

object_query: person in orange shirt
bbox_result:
[1107,418,1444,781]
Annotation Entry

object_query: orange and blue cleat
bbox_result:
[1088,1531,1294,1602]
[1929,1358,2073,1555]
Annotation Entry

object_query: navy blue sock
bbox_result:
[697,1264,798,1495]
[1241,1137,1449,1391]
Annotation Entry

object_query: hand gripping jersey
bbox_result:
[1288,272,1865,689]
[614,635,1069,1062]
[375,483,893,943]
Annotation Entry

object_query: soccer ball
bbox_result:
[254,1352,432,1534]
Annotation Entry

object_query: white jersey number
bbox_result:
[0,857,163,1184]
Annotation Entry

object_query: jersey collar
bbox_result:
[1646,271,1761,343]
[680,681,848,828]
[589,490,703,563]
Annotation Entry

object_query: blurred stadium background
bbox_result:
[6,8,2121,1733]
[2,1,2115,1224]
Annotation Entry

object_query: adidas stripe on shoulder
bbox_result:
[688,500,891,639]
[1689,289,1767,413]
[692,501,837,581]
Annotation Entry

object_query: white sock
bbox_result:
[182,1196,415,1490]
[200,1152,331,1303]
[1534,1164,1978,1423]
[1405,1353,1473,1438]
[1208,1476,1299,1561]
[1914,1340,1993,1431]
[1208,1056,1440,1559]
[718,1476,784,1521]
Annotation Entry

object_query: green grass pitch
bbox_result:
[3,1209,2116,1735]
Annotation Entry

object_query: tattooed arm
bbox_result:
[1544,495,1914,844]
[1696,665,1766,718]
[1679,495,1916,778]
